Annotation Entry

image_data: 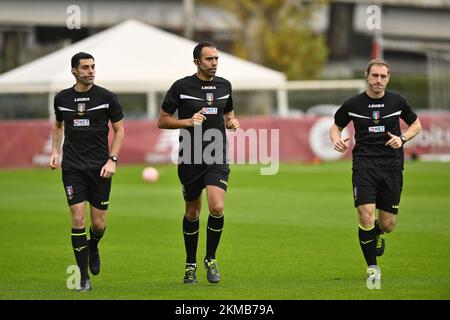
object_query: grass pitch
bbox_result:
[0,161,449,300]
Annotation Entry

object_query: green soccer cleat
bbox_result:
[77,279,92,292]
[183,265,198,284]
[376,233,385,257]
[88,240,101,275]
[204,258,220,284]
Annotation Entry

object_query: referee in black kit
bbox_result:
[158,41,240,284]
[330,58,421,286]
[50,52,125,292]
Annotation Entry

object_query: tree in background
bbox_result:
[202,0,328,80]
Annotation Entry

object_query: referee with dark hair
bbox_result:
[158,41,240,284]
[330,58,421,287]
[50,52,125,292]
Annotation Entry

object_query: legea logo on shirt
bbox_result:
[74,119,90,127]
[202,107,218,114]
[74,97,90,102]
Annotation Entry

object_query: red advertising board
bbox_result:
[0,113,449,168]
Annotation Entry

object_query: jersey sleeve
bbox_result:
[224,82,233,113]
[108,92,125,123]
[161,81,180,115]
[54,94,63,123]
[334,101,351,128]
[400,96,418,125]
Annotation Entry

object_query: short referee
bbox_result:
[50,52,125,292]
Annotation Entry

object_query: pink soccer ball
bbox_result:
[142,166,159,183]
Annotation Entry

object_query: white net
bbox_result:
[422,51,450,160]
[286,79,366,115]
[427,51,450,112]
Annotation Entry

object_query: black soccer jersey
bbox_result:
[334,90,417,169]
[162,74,233,164]
[54,84,124,170]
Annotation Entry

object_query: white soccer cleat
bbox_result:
[366,265,381,289]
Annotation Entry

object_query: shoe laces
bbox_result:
[367,268,377,276]
[185,266,196,279]
[367,266,380,278]
[206,259,218,275]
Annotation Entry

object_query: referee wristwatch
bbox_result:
[400,135,407,145]
[109,155,118,163]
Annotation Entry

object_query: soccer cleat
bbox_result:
[204,258,220,284]
[366,265,381,288]
[376,233,385,257]
[183,265,198,284]
[88,240,101,275]
[77,279,92,292]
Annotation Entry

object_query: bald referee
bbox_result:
[330,59,421,287]
[50,52,125,292]
[158,41,239,284]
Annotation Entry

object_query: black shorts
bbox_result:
[352,168,403,214]
[178,164,230,201]
[62,168,112,210]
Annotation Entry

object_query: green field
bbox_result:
[0,161,449,300]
